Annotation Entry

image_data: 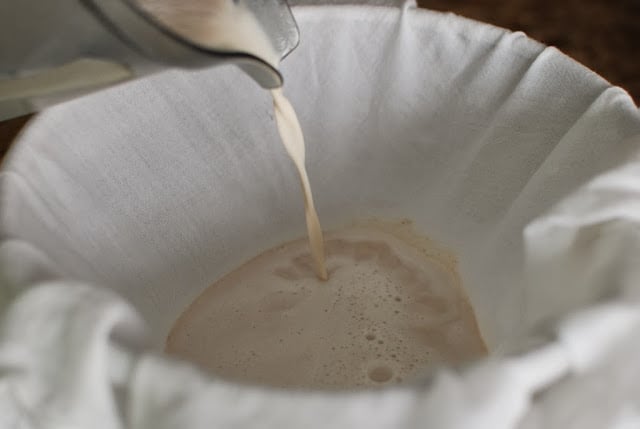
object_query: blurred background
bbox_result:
[418,0,639,102]
[1,0,639,158]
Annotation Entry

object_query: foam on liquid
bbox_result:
[167,221,487,389]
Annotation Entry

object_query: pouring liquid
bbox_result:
[271,88,328,280]
[138,0,328,279]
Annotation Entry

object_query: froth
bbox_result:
[166,221,486,389]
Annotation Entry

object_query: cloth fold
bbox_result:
[1,3,640,428]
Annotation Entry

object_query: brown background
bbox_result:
[418,0,640,102]
[1,0,639,159]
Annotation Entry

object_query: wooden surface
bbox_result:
[1,1,639,161]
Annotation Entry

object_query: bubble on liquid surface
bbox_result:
[166,223,487,389]
[368,365,393,383]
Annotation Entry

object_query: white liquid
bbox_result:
[271,88,328,280]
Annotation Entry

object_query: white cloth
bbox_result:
[1,2,640,428]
